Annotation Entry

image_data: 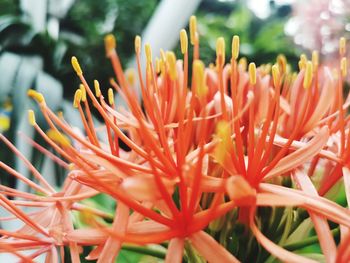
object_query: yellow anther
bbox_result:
[68,163,75,171]
[94,80,101,97]
[231,35,240,60]
[126,68,136,86]
[28,110,36,126]
[340,37,346,56]
[238,57,247,71]
[108,88,114,105]
[159,59,166,76]
[216,37,225,66]
[46,129,71,147]
[160,49,166,62]
[145,43,152,65]
[271,64,280,87]
[166,51,177,80]
[155,58,161,74]
[189,15,197,45]
[303,61,313,89]
[71,56,82,76]
[300,54,307,63]
[277,54,287,74]
[193,60,207,97]
[312,50,319,68]
[248,62,256,85]
[73,89,82,108]
[214,121,230,163]
[104,34,116,56]
[341,57,347,77]
[27,89,45,103]
[135,35,141,54]
[180,29,188,54]
[79,84,86,102]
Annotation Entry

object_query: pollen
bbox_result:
[126,68,136,86]
[312,50,319,68]
[94,80,101,97]
[271,64,280,87]
[277,54,287,74]
[303,61,313,89]
[73,89,82,108]
[46,129,71,147]
[108,88,114,105]
[231,35,239,60]
[180,29,188,54]
[104,34,116,56]
[214,121,230,163]
[189,15,197,45]
[193,60,207,97]
[216,37,225,66]
[166,51,177,80]
[239,57,247,71]
[145,43,152,65]
[155,58,161,74]
[79,84,87,102]
[341,57,347,77]
[28,110,36,126]
[339,37,346,56]
[27,89,45,104]
[71,56,83,76]
[135,35,141,54]
[249,62,257,85]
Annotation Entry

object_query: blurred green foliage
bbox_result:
[188,0,300,67]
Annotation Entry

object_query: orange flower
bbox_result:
[1,16,350,263]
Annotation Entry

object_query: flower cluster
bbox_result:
[1,16,350,262]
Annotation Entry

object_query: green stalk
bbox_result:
[122,245,166,259]
[283,228,340,251]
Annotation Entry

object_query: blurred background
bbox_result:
[2,0,350,196]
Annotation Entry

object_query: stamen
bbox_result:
[104,34,116,57]
[46,129,71,147]
[339,37,346,56]
[71,56,83,76]
[238,57,247,71]
[155,58,161,74]
[193,60,207,97]
[341,57,347,77]
[216,37,225,66]
[79,84,87,102]
[214,121,230,163]
[249,62,256,85]
[189,15,197,45]
[145,43,152,65]
[312,50,319,68]
[135,35,141,54]
[108,88,114,105]
[277,54,287,74]
[27,89,45,104]
[303,61,313,89]
[73,89,82,108]
[166,51,177,80]
[28,110,36,126]
[272,64,280,87]
[126,68,136,86]
[299,54,307,70]
[231,35,239,60]
[180,29,188,54]
[94,80,101,97]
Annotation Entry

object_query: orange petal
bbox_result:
[265,126,329,179]
[189,231,239,263]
